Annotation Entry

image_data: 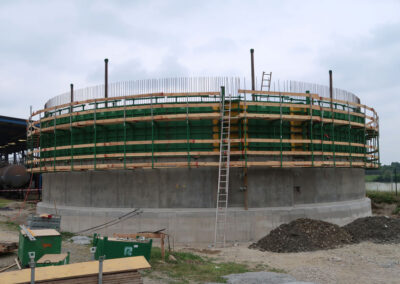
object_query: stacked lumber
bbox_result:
[0,256,150,284]
[34,270,143,283]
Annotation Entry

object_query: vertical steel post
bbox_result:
[70,84,74,171]
[104,59,108,99]
[29,252,35,284]
[53,109,57,172]
[377,115,380,166]
[363,106,367,167]
[395,167,398,196]
[307,91,314,167]
[104,58,109,109]
[151,94,154,169]
[329,70,335,167]
[320,105,324,164]
[279,93,283,167]
[70,83,74,103]
[347,102,352,167]
[98,256,104,284]
[250,49,255,101]
[123,98,127,169]
[186,94,191,167]
[243,90,248,210]
[39,115,42,173]
[94,101,97,170]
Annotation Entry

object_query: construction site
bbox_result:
[1,51,399,284]
[25,50,380,245]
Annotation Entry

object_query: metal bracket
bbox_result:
[20,225,36,241]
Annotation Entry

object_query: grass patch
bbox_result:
[0,220,20,231]
[366,190,400,204]
[60,231,76,241]
[367,190,400,216]
[365,175,379,182]
[144,247,279,283]
[0,197,13,208]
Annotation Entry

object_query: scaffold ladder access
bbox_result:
[260,71,272,91]
[214,86,232,248]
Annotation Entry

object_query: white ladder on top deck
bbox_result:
[214,86,232,248]
[261,71,272,91]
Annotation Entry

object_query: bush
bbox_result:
[366,190,400,204]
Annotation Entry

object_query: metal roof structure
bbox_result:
[0,115,27,156]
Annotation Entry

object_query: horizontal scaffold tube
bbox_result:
[26,89,380,172]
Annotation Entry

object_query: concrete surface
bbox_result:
[39,167,369,243]
[42,167,365,208]
[37,198,371,244]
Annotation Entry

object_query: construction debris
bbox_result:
[249,218,352,252]
[0,241,18,254]
[70,235,91,245]
[343,216,400,244]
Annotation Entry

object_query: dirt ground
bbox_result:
[189,242,400,284]
[1,202,399,283]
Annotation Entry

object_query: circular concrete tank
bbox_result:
[29,77,379,243]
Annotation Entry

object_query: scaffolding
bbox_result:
[27,78,379,173]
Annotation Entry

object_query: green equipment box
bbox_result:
[18,228,62,267]
[36,253,70,267]
[93,234,152,261]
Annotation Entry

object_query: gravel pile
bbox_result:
[249,218,352,253]
[343,216,400,244]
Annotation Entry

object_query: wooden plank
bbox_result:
[0,263,16,273]
[15,258,21,270]
[37,271,143,284]
[22,229,60,237]
[37,254,68,263]
[36,99,372,124]
[36,113,221,133]
[29,159,379,173]
[39,102,220,123]
[31,91,220,116]
[238,89,319,99]
[0,256,150,284]
[238,89,377,116]
[32,112,377,136]
[28,149,373,165]
[33,139,219,153]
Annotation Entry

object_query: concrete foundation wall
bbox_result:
[39,167,368,243]
[42,167,365,208]
[37,198,371,244]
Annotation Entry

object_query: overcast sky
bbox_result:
[0,0,399,164]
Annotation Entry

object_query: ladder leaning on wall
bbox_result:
[214,86,232,248]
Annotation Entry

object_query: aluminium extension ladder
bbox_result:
[260,71,272,91]
[214,86,232,248]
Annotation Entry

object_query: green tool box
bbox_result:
[93,234,152,261]
[18,228,62,267]
[36,252,70,267]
